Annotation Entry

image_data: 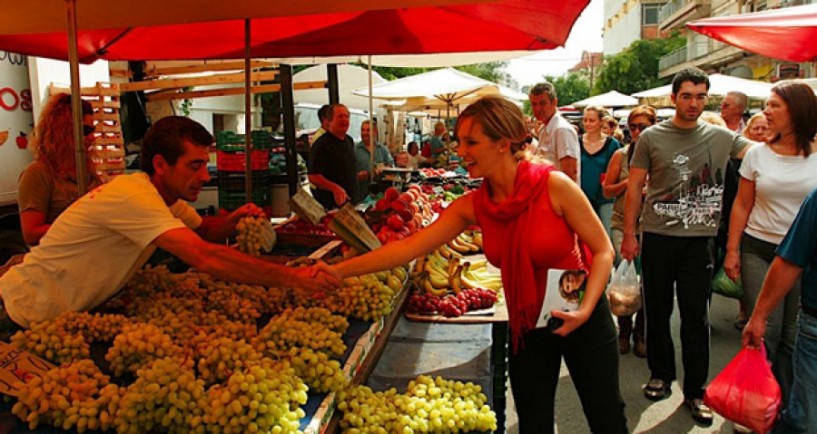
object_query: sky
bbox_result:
[504,0,604,88]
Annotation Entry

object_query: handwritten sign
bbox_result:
[329,203,381,252]
[288,188,326,226]
[0,341,55,397]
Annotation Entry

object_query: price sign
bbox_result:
[330,203,382,252]
[288,188,326,226]
[0,341,55,397]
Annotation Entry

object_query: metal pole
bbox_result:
[66,0,87,195]
[368,56,375,184]
[244,18,253,201]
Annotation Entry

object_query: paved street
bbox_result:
[505,292,746,434]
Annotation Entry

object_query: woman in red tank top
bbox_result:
[333,96,627,434]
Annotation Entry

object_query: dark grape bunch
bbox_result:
[407,288,497,318]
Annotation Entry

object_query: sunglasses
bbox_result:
[83,125,95,136]
[628,124,651,132]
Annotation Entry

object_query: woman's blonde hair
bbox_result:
[32,93,94,179]
[699,112,727,127]
[742,112,767,140]
[456,96,533,161]
[602,115,624,142]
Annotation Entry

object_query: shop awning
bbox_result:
[0,1,589,63]
[686,4,817,63]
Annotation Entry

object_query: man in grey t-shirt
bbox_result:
[621,68,752,426]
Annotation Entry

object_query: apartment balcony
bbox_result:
[658,0,712,31]
[658,40,745,78]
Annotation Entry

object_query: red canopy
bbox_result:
[686,4,817,63]
[0,1,589,62]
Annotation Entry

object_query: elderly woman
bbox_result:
[332,96,627,434]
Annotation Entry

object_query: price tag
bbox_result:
[330,203,382,252]
[288,188,326,226]
[0,341,56,397]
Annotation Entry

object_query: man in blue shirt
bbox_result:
[744,188,817,433]
[354,120,393,202]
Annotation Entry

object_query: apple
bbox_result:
[386,214,405,231]
[16,132,27,149]
[384,187,400,201]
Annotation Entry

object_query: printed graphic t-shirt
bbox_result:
[631,120,750,237]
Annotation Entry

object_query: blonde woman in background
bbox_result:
[18,93,99,246]
[744,112,769,142]
[580,106,621,238]
[602,115,624,143]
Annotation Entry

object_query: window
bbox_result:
[642,3,660,25]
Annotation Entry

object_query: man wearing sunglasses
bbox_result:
[621,67,754,426]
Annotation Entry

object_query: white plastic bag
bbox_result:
[608,260,642,316]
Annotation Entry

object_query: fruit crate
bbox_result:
[216,170,272,192]
[215,131,273,172]
[218,189,271,212]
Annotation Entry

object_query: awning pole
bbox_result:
[244,18,253,201]
[368,56,375,185]
[67,0,87,195]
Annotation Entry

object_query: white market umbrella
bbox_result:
[633,74,773,100]
[572,90,638,109]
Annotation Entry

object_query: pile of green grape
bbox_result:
[236,216,276,256]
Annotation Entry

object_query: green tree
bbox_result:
[521,72,590,113]
[593,34,685,95]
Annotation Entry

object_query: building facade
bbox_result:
[603,0,669,56]
[656,0,816,80]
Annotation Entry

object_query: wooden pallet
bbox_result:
[50,82,126,183]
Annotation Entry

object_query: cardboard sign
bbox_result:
[0,341,56,397]
[330,203,381,252]
[289,188,326,226]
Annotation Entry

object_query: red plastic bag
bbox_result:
[704,347,782,433]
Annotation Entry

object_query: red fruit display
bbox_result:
[386,214,405,231]
[384,187,400,201]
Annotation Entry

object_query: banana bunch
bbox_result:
[412,246,503,297]
[446,230,483,255]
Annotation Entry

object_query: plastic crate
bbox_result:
[216,170,272,192]
[216,149,270,172]
[218,189,271,211]
[215,130,273,151]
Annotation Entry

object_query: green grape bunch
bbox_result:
[236,216,276,256]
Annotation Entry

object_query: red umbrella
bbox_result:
[686,4,817,63]
[0,1,588,62]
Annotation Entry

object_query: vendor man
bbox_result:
[0,116,342,329]
[355,119,394,202]
[309,103,357,209]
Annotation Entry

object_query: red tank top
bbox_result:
[475,168,586,321]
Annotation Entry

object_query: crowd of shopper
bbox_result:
[4,64,817,434]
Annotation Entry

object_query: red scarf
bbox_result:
[474,161,552,351]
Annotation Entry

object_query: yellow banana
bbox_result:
[449,264,464,295]
[447,237,471,254]
[460,262,475,289]
[471,231,483,249]
[426,267,450,289]
[423,275,448,296]
[412,255,426,277]
[469,259,488,271]
[447,256,461,277]
[456,233,480,253]
[437,244,453,260]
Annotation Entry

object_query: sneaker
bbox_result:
[684,398,713,425]
[618,338,631,354]
[643,378,671,401]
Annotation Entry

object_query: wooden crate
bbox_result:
[50,82,126,183]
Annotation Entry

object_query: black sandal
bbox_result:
[644,378,671,401]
